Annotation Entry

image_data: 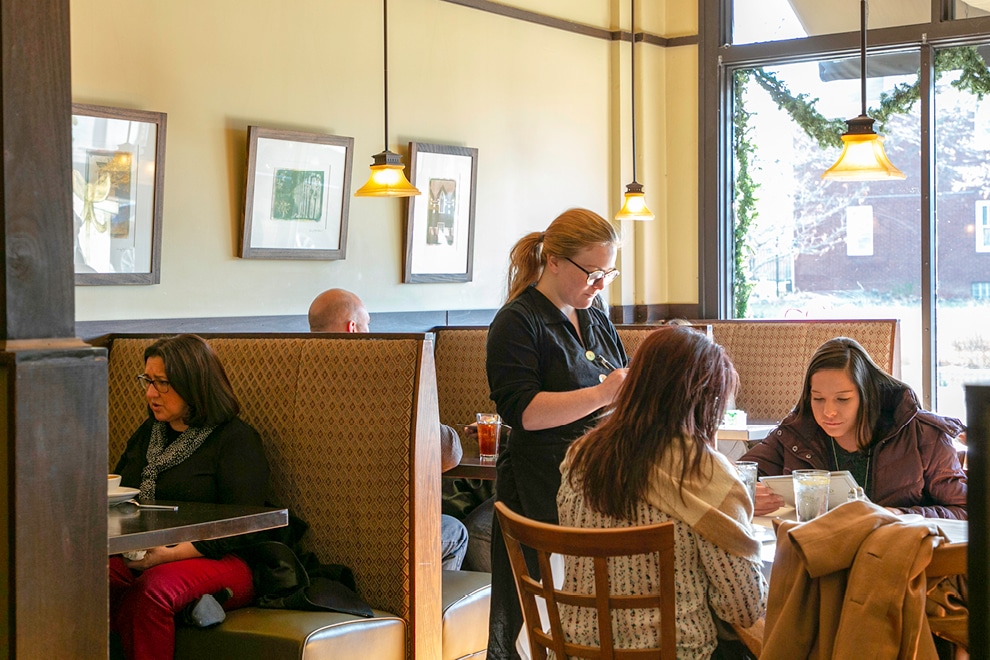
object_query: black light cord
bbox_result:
[630,0,638,184]
[383,0,390,149]
[859,0,867,118]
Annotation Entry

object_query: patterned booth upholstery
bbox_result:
[434,319,900,429]
[104,333,446,660]
[703,319,900,422]
[434,328,493,455]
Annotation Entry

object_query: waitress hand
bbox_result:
[598,367,629,403]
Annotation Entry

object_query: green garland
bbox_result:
[732,70,758,318]
[731,47,990,314]
[747,46,990,149]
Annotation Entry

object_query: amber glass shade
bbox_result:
[822,121,906,181]
[354,149,421,197]
[614,181,655,221]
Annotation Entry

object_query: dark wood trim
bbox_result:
[2,0,75,339]
[920,44,936,411]
[663,34,700,48]
[697,0,725,319]
[2,0,111,657]
[608,303,701,325]
[965,384,989,656]
[438,0,696,47]
[76,309,499,340]
[78,305,707,342]
[440,0,612,39]
[410,338,442,660]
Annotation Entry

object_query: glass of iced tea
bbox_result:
[476,413,502,460]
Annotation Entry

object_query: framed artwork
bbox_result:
[71,104,166,285]
[241,126,354,260]
[403,142,478,283]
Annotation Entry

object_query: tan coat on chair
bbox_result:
[762,501,941,660]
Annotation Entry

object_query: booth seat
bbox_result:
[102,333,488,660]
[434,319,900,432]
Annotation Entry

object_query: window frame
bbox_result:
[698,0,990,409]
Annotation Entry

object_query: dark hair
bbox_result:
[794,337,907,451]
[566,326,738,520]
[505,208,619,302]
[144,334,240,427]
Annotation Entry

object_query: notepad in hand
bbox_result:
[759,470,867,511]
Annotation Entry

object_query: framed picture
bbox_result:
[241,126,353,260]
[404,142,478,283]
[71,104,166,285]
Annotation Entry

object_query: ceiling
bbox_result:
[787,0,989,36]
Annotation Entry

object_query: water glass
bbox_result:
[793,469,830,522]
[735,461,759,506]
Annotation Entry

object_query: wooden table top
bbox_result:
[444,455,497,480]
[108,500,288,555]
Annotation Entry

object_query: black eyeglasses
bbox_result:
[564,257,619,286]
[136,374,171,394]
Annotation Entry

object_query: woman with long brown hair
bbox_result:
[744,337,967,519]
[485,208,630,659]
[559,326,767,658]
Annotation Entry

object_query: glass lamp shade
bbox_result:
[822,116,906,181]
[354,149,421,197]
[614,181,655,221]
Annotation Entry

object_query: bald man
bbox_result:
[308,288,469,571]
[308,288,370,334]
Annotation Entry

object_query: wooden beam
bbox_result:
[0,0,109,657]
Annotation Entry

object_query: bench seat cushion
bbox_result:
[442,570,491,660]
[175,607,405,660]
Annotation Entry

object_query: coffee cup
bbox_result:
[108,474,122,492]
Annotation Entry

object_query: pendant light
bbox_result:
[821,0,906,181]
[615,0,654,221]
[355,0,421,197]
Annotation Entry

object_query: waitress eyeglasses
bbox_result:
[564,257,619,286]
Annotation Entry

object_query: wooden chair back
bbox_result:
[925,542,968,651]
[494,502,676,659]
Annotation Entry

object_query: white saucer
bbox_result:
[108,486,140,506]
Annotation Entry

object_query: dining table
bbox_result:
[444,454,497,480]
[445,423,779,481]
[752,509,968,578]
[108,500,289,555]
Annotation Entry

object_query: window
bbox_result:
[977,201,990,253]
[700,0,990,416]
[971,282,990,299]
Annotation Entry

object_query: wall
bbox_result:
[70,0,700,323]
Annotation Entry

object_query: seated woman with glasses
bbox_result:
[110,334,269,660]
[558,326,766,659]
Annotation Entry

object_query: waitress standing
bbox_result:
[486,208,629,659]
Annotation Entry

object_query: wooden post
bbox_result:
[966,384,989,660]
[0,0,109,656]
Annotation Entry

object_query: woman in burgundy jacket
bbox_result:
[744,337,967,520]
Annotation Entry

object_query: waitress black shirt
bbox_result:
[486,285,627,521]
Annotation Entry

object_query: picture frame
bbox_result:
[71,104,166,285]
[241,126,353,260]
[403,142,478,283]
